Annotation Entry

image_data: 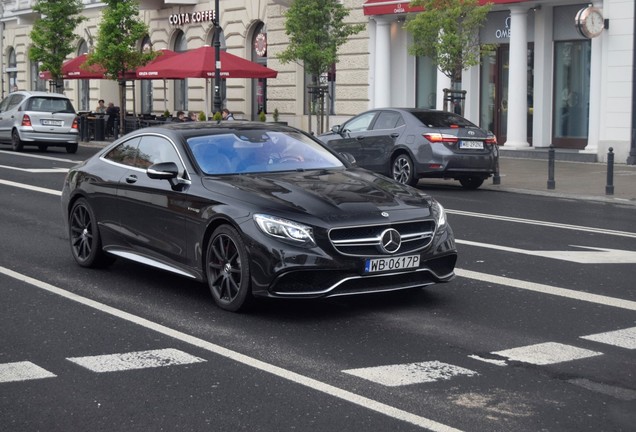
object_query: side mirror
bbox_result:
[147,162,179,180]
[331,125,342,135]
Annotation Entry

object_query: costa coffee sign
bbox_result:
[169,10,216,26]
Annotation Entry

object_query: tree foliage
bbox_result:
[28,0,86,92]
[405,0,494,83]
[86,0,154,130]
[277,0,364,80]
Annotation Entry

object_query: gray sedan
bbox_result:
[319,108,498,189]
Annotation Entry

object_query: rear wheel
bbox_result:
[392,153,418,186]
[66,142,78,154]
[69,198,113,267]
[206,225,252,312]
[11,130,24,152]
[459,177,485,190]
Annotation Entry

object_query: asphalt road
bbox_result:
[1,146,635,432]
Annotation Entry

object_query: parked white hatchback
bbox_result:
[0,90,79,153]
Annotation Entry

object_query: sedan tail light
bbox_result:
[485,136,497,145]
[21,115,32,127]
[423,133,458,143]
[72,117,79,130]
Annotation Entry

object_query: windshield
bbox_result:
[188,130,344,175]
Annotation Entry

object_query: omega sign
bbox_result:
[169,10,216,26]
[496,16,511,39]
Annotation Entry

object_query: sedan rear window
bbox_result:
[411,111,476,128]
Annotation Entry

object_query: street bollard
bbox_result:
[606,147,614,195]
[492,145,501,185]
[547,145,556,190]
[113,117,119,140]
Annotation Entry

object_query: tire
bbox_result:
[66,142,78,154]
[68,198,113,268]
[11,129,24,152]
[459,177,485,190]
[206,225,252,312]
[392,153,418,186]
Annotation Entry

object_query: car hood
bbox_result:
[201,168,434,224]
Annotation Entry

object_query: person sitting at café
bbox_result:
[222,108,235,121]
[174,111,186,122]
[94,99,107,114]
[105,102,120,137]
[188,111,198,122]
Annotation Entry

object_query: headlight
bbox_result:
[432,201,447,228]
[254,214,316,247]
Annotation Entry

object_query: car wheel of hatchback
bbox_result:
[392,153,418,186]
[206,225,253,312]
[11,130,24,152]
[67,142,78,154]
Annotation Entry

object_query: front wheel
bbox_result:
[68,198,113,267]
[392,154,418,186]
[206,225,252,312]
[11,130,24,152]
[459,177,485,190]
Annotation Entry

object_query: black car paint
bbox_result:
[62,122,457,307]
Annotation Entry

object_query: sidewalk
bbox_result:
[482,157,636,205]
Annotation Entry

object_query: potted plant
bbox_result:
[271,107,287,125]
[213,111,223,121]
[198,111,207,121]
[258,110,266,122]
[163,109,171,118]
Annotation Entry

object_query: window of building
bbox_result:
[416,56,437,109]
[173,31,187,111]
[7,48,18,95]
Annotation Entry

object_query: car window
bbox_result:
[136,135,183,170]
[344,112,376,132]
[0,96,11,112]
[411,111,476,128]
[373,111,403,130]
[25,97,75,113]
[7,94,25,111]
[103,137,142,167]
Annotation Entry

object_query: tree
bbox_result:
[277,0,364,133]
[28,0,86,93]
[405,0,494,88]
[86,0,154,132]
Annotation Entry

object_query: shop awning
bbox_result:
[135,46,278,79]
[363,0,531,16]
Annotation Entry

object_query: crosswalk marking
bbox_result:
[492,342,603,365]
[343,361,478,387]
[66,348,206,373]
[580,326,636,349]
[0,361,57,383]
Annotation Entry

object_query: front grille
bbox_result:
[328,220,435,257]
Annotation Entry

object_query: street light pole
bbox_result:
[213,0,222,114]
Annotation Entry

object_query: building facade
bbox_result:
[0,0,633,162]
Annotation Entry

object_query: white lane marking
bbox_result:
[447,209,636,239]
[0,267,462,432]
[0,179,61,196]
[580,327,636,349]
[0,361,57,383]
[0,164,69,173]
[342,361,478,387]
[456,240,636,264]
[0,149,77,163]
[67,348,206,373]
[467,355,507,367]
[492,342,603,365]
[456,268,636,311]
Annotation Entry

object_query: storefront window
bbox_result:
[553,40,590,147]
[416,56,436,109]
[173,31,187,111]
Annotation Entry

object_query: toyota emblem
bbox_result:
[379,228,401,254]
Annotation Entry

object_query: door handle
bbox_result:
[355,136,365,140]
[390,133,399,138]
[125,175,138,184]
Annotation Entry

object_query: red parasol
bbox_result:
[135,46,277,79]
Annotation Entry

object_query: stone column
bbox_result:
[586,0,604,154]
[374,17,391,108]
[504,7,529,148]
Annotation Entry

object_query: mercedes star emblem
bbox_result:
[379,228,401,254]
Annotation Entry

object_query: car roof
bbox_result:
[11,90,70,99]
[130,121,303,140]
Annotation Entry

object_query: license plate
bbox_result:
[42,119,63,127]
[459,141,483,149]
[365,255,420,273]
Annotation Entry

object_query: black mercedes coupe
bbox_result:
[61,122,457,311]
